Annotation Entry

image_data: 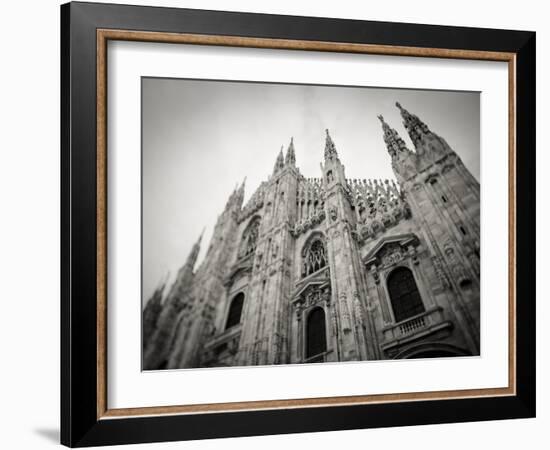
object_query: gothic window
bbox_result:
[306,307,327,359]
[239,217,260,258]
[225,293,244,330]
[302,238,327,277]
[387,267,425,323]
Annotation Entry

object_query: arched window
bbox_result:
[306,307,327,359]
[387,267,425,322]
[302,239,327,277]
[239,217,260,258]
[226,293,244,330]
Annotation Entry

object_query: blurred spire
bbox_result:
[285,137,296,166]
[396,102,430,146]
[185,230,203,270]
[378,114,411,158]
[235,177,246,206]
[273,145,285,174]
[324,129,339,162]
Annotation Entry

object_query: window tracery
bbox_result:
[239,217,260,258]
[302,238,327,277]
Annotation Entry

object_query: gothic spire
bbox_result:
[224,184,237,210]
[146,279,166,309]
[273,145,285,174]
[378,114,417,182]
[395,102,430,146]
[185,229,204,271]
[324,129,339,162]
[167,229,203,301]
[377,114,411,158]
[235,177,246,206]
[285,137,296,166]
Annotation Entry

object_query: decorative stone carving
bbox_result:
[444,242,470,286]
[365,301,377,313]
[408,245,419,265]
[330,306,338,338]
[382,247,403,267]
[322,289,331,306]
[255,253,263,270]
[350,229,361,243]
[295,284,331,310]
[295,303,304,322]
[431,255,450,289]
[291,209,326,237]
[202,303,215,320]
[305,289,321,307]
[341,297,352,332]
[442,163,454,174]
[369,264,380,284]
[353,292,364,325]
[238,217,261,258]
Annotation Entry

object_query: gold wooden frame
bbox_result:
[96,29,516,420]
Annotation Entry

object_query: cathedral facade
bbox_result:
[143,102,481,370]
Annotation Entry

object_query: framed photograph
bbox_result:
[61,1,536,447]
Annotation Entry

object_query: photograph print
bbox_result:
[142,78,481,370]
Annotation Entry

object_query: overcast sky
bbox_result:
[142,78,479,302]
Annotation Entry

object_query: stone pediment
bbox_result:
[363,233,419,267]
[224,256,253,286]
[292,280,331,308]
[292,267,330,302]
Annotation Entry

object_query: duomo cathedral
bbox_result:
[143,102,480,369]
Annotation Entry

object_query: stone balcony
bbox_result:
[302,349,334,364]
[380,305,453,354]
[204,324,242,350]
[202,325,242,366]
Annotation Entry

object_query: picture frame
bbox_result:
[60,1,536,447]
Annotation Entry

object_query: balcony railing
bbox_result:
[381,306,450,347]
[204,324,242,350]
[398,315,426,335]
[302,349,333,364]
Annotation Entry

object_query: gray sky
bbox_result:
[142,78,479,302]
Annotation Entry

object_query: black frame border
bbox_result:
[61,1,536,447]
